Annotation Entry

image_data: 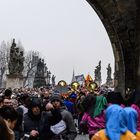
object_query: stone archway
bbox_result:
[86,0,140,97]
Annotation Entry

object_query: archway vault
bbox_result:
[86,0,140,96]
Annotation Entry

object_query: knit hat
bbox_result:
[29,97,42,109]
[50,94,62,103]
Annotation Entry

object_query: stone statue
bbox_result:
[98,60,101,82]
[8,39,16,74]
[94,60,102,85]
[8,39,24,75]
[33,58,46,87]
[44,64,47,72]
[94,67,98,80]
[107,64,112,79]
[47,70,51,84]
[18,51,24,74]
[37,59,44,77]
[51,75,56,86]
[106,64,113,87]
[14,47,20,73]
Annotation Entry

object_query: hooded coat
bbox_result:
[23,98,46,140]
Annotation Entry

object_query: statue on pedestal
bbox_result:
[6,39,24,88]
[94,60,102,85]
[8,39,24,76]
[106,64,113,87]
[37,59,44,77]
[51,75,56,86]
[18,51,24,74]
[33,58,46,88]
[107,64,111,79]
[46,70,51,84]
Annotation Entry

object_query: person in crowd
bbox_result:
[76,91,86,132]
[80,95,107,138]
[0,106,18,140]
[131,90,140,131]
[41,89,50,111]
[18,94,30,115]
[63,96,74,115]
[68,92,78,121]
[3,98,13,107]
[124,88,136,106]
[12,99,24,140]
[124,107,140,139]
[23,97,45,140]
[3,88,12,99]
[91,104,136,140]
[69,92,77,104]
[0,116,13,140]
[0,97,3,108]
[106,91,124,105]
[43,94,77,140]
[78,93,95,135]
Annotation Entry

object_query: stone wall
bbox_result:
[86,0,140,96]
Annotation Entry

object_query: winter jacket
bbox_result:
[41,107,77,140]
[23,112,46,140]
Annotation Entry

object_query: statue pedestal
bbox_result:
[106,78,113,88]
[6,74,24,89]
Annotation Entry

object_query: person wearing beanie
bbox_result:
[42,94,77,140]
[50,94,63,105]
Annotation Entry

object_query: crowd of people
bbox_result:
[0,85,140,140]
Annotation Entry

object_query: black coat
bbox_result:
[40,108,77,140]
[23,112,46,140]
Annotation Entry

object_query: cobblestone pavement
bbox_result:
[75,134,89,140]
[74,119,89,140]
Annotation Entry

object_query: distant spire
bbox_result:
[71,69,76,83]
[13,38,15,43]
[12,38,16,46]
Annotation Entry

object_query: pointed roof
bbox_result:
[71,69,76,83]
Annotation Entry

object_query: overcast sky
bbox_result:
[0,0,114,84]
